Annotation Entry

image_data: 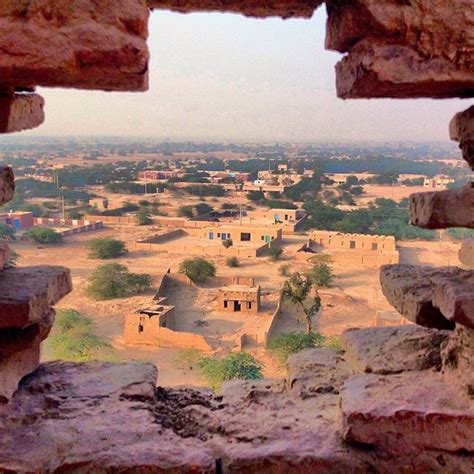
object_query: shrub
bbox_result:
[4,250,19,269]
[0,223,15,241]
[226,256,239,267]
[268,247,283,261]
[179,257,216,283]
[178,205,194,218]
[278,264,290,277]
[137,207,153,225]
[66,209,84,220]
[307,263,333,287]
[87,238,127,259]
[44,309,118,362]
[222,238,233,249]
[198,352,263,391]
[24,226,62,244]
[173,349,205,371]
[267,332,325,363]
[195,203,213,216]
[87,263,152,300]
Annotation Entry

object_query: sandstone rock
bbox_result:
[442,325,474,397]
[450,106,474,169]
[340,325,449,374]
[459,239,474,268]
[326,0,474,99]
[286,348,354,396]
[341,371,474,454]
[148,0,323,18]
[0,242,11,270]
[380,264,474,329]
[0,166,14,204]
[0,266,72,329]
[0,0,149,92]
[0,93,44,133]
[409,184,474,229]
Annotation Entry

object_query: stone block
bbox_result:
[341,372,474,454]
[380,264,474,330]
[326,0,474,99]
[409,184,474,229]
[450,106,474,169]
[0,242,11,270]
[0,167,14,205]
[340,325,449,374]
[0,266,72,330]
[148,0,323,18]
[0,93,44,133]
[459,239,474,268]
[0,0,149,92]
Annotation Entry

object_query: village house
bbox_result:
[0,211,34,230]
[217,284,261,314]
[423,176,455,189]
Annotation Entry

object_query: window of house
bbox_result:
[372,243,378,250]
[138,323,144,333]
[224,300,228,308]
[248,302,252,310]
[350,241,356,249]
[241,232,251,241]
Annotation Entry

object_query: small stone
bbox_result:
[0,93,44,133]
[409,184,474,229]
[340,325,450,374]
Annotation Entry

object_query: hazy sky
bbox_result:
[24,8,470,142]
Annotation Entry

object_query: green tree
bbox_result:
[268,247,283,261]
[87,263,152,300]
[24,226,62,244]
[178,205,194,218]
[267,332,325,363]
[247,190,265,202]
[87,238,127,259]
[222,238,233,249]
[282,273,322,333]
[137,207,153,225]
[307,263,333,287]
[195,203,213,216]
[0,223,15,241]
[179,257,216,283]
[226,256,239,267]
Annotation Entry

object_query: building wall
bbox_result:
[310,230,397,253]
[85,214,137,225]
[217,287,261,314]
[202,224,282,244]
[0,212,34,230]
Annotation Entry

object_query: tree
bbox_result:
[178,205,194,218]
[346,175,359,185]
[222,238,233,249]
[87,238,127,259]
[66,209,84,220]
[268,247,283,261]
[195,203,213,216]
[307,263,333,287]
[137,207,153,225]
[179,257,216,283]
[24,226,62,244]
[247,190,265,202]
[87,263,152,300]
[226,256,239,267]
[282,273,322,333]
[0,223,15,241]
[267,332,325,363]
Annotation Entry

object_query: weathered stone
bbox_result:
[0,242,11,270]
[341,372,474,454]
[0,266,72,330]
[450,106,474,169]
[380,264,474,329]
[286,348,354,396]
[0,93,44,133]
[442,325,474,397]
[0,343,40,402]
[340,325,449,374]
[0,0,149,92]
[0,167,14,204]
[459,239,474,268]
[326,0,474,99]
[148,0,323,18]
[409,183,474,229]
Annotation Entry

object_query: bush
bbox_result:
[278,264,290,277]
[4,249,19,269]
[0,223,15,241]
[268,247,283,261]
[137,207,153,225]
[226,256,239,267]
[195,203,213,216]
[222,238,233,249]
[44,309,118,362]
[87,263,152,300]
[179,257,216,283]
[307,263,333,287]
[267,332,326,363]
[178,205,194,218]
[87,238,127,259]
[198,352,263,391]
[24,226,62,244]
[173,349,205,371]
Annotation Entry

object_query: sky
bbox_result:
[24,8,471,142]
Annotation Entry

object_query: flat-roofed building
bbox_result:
[217,284,261,314]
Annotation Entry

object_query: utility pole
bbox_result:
[144,171,148,195]
[239,204,242,225]
[61,195,65,219]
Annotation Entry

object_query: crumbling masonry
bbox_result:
[0,0,473,472]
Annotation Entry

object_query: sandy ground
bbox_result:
[14,223,463,387]
[357,184,429,204]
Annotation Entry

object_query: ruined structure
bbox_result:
[0,0,473,472]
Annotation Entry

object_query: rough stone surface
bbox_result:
[409,183,474,229]
[0,166,14,204]
[286,348,354,396]
[0,266,72,329]
[0,0,150,92]
[326,0,474,99]
[459,239,474,268]
[380,264,474,330]
[442,325,474,398]
[450,106,474,169]
[341,371,474,455]
[0,242,11,270]
[148,0,323,18]
[0,93,44,133]
[340,325,449,374]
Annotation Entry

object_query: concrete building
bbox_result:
[217,284,261,314]
[423,176,455,189]
[0,211,34,230]
[203,224,282,245]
